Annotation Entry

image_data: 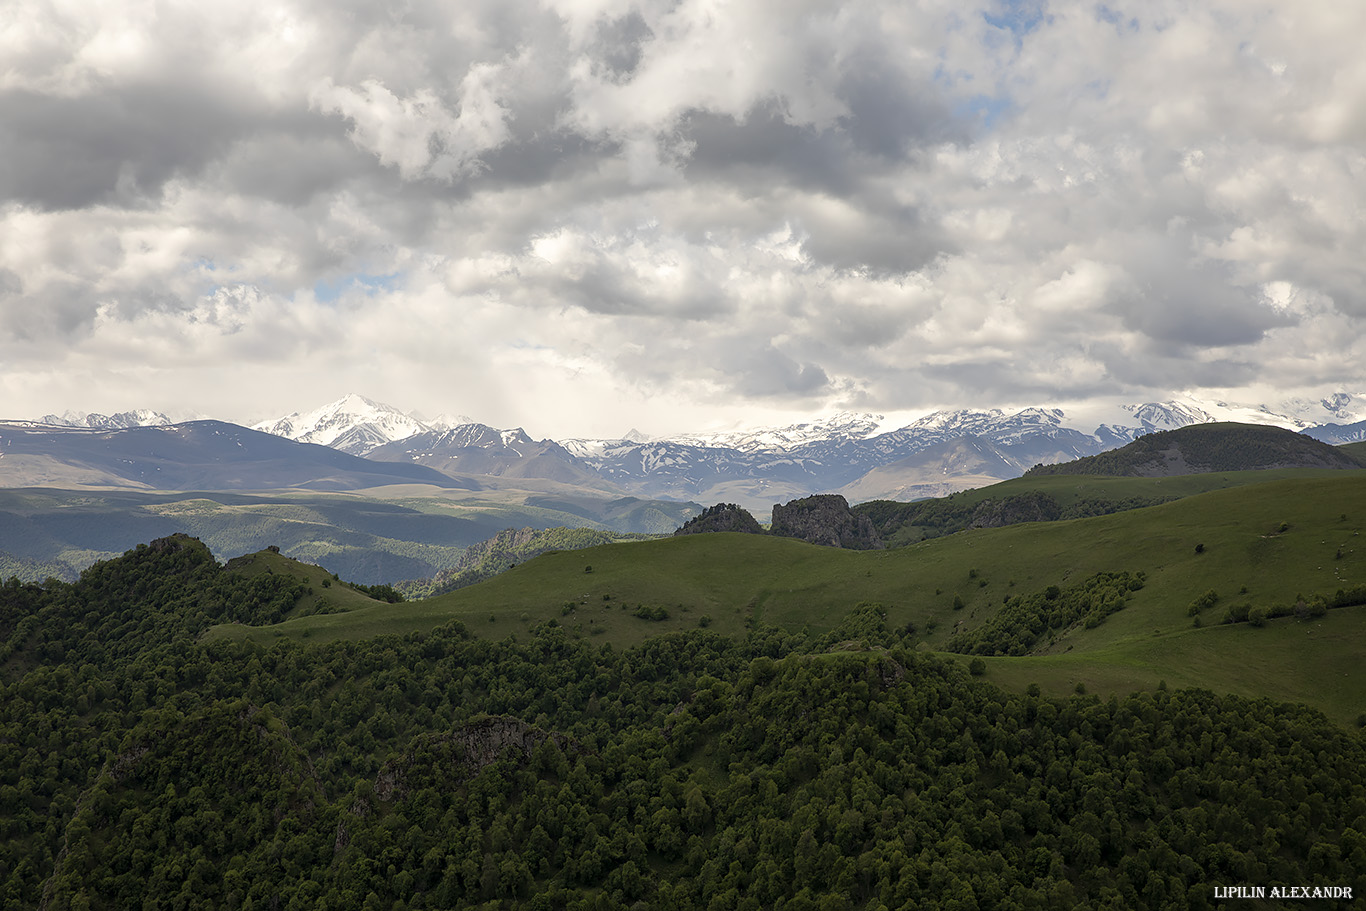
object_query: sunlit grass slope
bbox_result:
[210,473,1366,723]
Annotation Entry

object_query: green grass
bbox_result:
[209,472,1366,724]
[953,606,1366,726]
[909,466,1358,510]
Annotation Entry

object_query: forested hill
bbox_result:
[3,537,1366,908]
[1024,422,1365,477]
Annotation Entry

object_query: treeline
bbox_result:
[946,572,1147,656]
[2,538,1366,909]
[1188,582,1366,628]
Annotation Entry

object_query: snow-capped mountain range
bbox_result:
[250,393,465,455]
[24,391,1366,508]
[38,409,173,430]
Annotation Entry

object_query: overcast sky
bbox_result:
[2,0,1364,437]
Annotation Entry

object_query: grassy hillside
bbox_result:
[212,473,1366,724]
[1340,440,1366,462]
[1025,421,1364,476]
[853,466,1360,545]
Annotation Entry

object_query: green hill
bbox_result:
[1024,422,1364,477]
[6,520,1366,908]
[212,473,1366,724]
[852,467,1359,545]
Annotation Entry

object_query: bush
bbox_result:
[1187,590,1219,616]
[968,658,986,676]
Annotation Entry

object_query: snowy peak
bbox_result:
[422,412,477,431]
[253,394,430,456]
[669,411,887,452]
[906,409,1007,435]
[1116,401,1216,434]
[40,409,172,430]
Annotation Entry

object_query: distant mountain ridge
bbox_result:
[0,420,474,491]
[38,409,173,430]
[29,390,1366,508]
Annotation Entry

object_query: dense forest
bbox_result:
[2,537,1365,909]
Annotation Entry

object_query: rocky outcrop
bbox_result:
[673,503,765,536]
[769,494,882,549]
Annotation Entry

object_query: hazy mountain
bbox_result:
[1303,419,1366,445]
[836,435,1027,503]
[45,390,1366,509]
[0,420,474,491]
[366,424,611,489]
[38,409,173,430]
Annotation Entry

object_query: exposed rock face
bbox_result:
[769,494,882,549]
[673,503,765,536]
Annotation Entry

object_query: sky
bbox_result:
[2,0,1365,438]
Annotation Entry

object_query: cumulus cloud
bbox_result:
[0,0,1364,435]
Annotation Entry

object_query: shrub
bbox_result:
[1187,590,1219,616]
[968,658,986,676]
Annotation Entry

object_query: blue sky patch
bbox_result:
[313,272,400,303]
[984,0,1047,39]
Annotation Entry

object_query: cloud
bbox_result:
[0,0,1364,435]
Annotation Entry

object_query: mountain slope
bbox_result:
[366,425,612,489]
[0,420,475,491]
[1304,419,1366,445]
[837,434,1026,502]
[1024,423,1366,477]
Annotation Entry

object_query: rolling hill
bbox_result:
[1024,422,1365,477]
[211,472,1366,724]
